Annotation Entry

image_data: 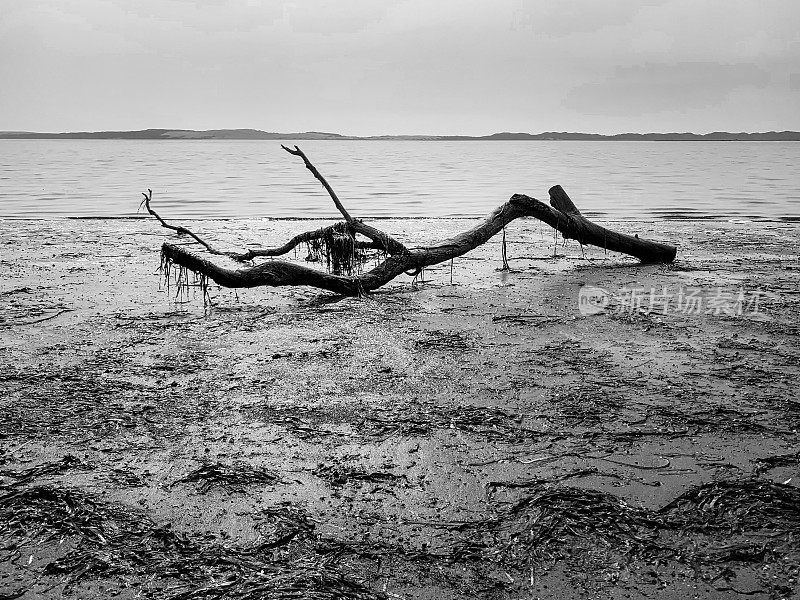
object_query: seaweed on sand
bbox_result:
[251,504,316,551]
[652,405,785,436]
[172,461,279,494]
[313,479,800,594]
[547,385,620,428]
[0,485,193,583]
[453,479,800,587]
[313,464,408,487]
[0,485,383,599]
[0,455,89,488]
[488,487,662,564]
[0,363,159,440]
[3,477,799,597]
[754,450,800,475]
[414,330,473,351]
[358,402,540,442]
[659,480,800,532]
[252,401,541,443]
[167,567,383,600]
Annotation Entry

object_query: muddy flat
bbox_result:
[1,217,799,599]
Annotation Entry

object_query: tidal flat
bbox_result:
[1,217,799,599]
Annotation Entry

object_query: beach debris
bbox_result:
[753,450,800,475]
[0,455,89,488]
[2,474,798,598]
[0,286,73,328]
[489,486,662,564]
[253,504,316,550]
[251,401,537,443]
[172,461,279,494]
[0,361,174,441]
[143,146,677,297]
[0,485,384,599]
[485,467,603,499]
[313,464,408,487]
[108,466,150,487]
[359,403,532,441]
[659,480,800,531]
[433,479,800,591]
[414,329,473,350]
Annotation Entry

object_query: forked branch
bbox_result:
[140,189,385,262]
[147,147,677,297]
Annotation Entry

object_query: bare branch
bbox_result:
[158,187,677,297]
[146,147,677,297]
[141,190,381,262]
[141,189,220,255]
[280,146,410,255]
[511,194,677,263]
[281,145,353,223]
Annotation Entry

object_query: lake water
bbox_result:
[0,139,798,221]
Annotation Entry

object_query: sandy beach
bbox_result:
[1,216,799,599]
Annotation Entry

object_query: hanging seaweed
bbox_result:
[160,248,211,306]
[303,222,371,276]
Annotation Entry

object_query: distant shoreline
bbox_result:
[1,128,799,141]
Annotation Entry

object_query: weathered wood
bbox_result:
[161,242,364,295]
[543,186,677,263]
[150,146,678,297]
[548,185,581,215]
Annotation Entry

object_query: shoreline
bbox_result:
[1,215,799,223]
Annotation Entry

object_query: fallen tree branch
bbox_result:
[148,147,677,297]
[544,185,676,263]
[141,189,386,263]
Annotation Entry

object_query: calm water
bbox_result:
[0,140,798,221]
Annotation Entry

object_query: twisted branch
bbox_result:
[147,146,677,297]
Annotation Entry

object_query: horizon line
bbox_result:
[1,128,800,141]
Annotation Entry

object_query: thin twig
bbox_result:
[140,189,219,255]
[141,190,365,262]
[281,145,353,223]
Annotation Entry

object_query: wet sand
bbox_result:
[1,217,799,599]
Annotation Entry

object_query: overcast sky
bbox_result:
[1,0,798,135]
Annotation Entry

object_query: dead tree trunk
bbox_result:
[145,145,677,297]
[545,185,676,262]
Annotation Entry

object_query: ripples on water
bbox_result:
[0,140,798,221]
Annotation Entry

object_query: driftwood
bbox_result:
[145,145,677,297]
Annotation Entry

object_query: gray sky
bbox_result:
[1,0,798,135]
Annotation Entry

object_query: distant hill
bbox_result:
[1,129,799,141]
[0,129,350,140]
